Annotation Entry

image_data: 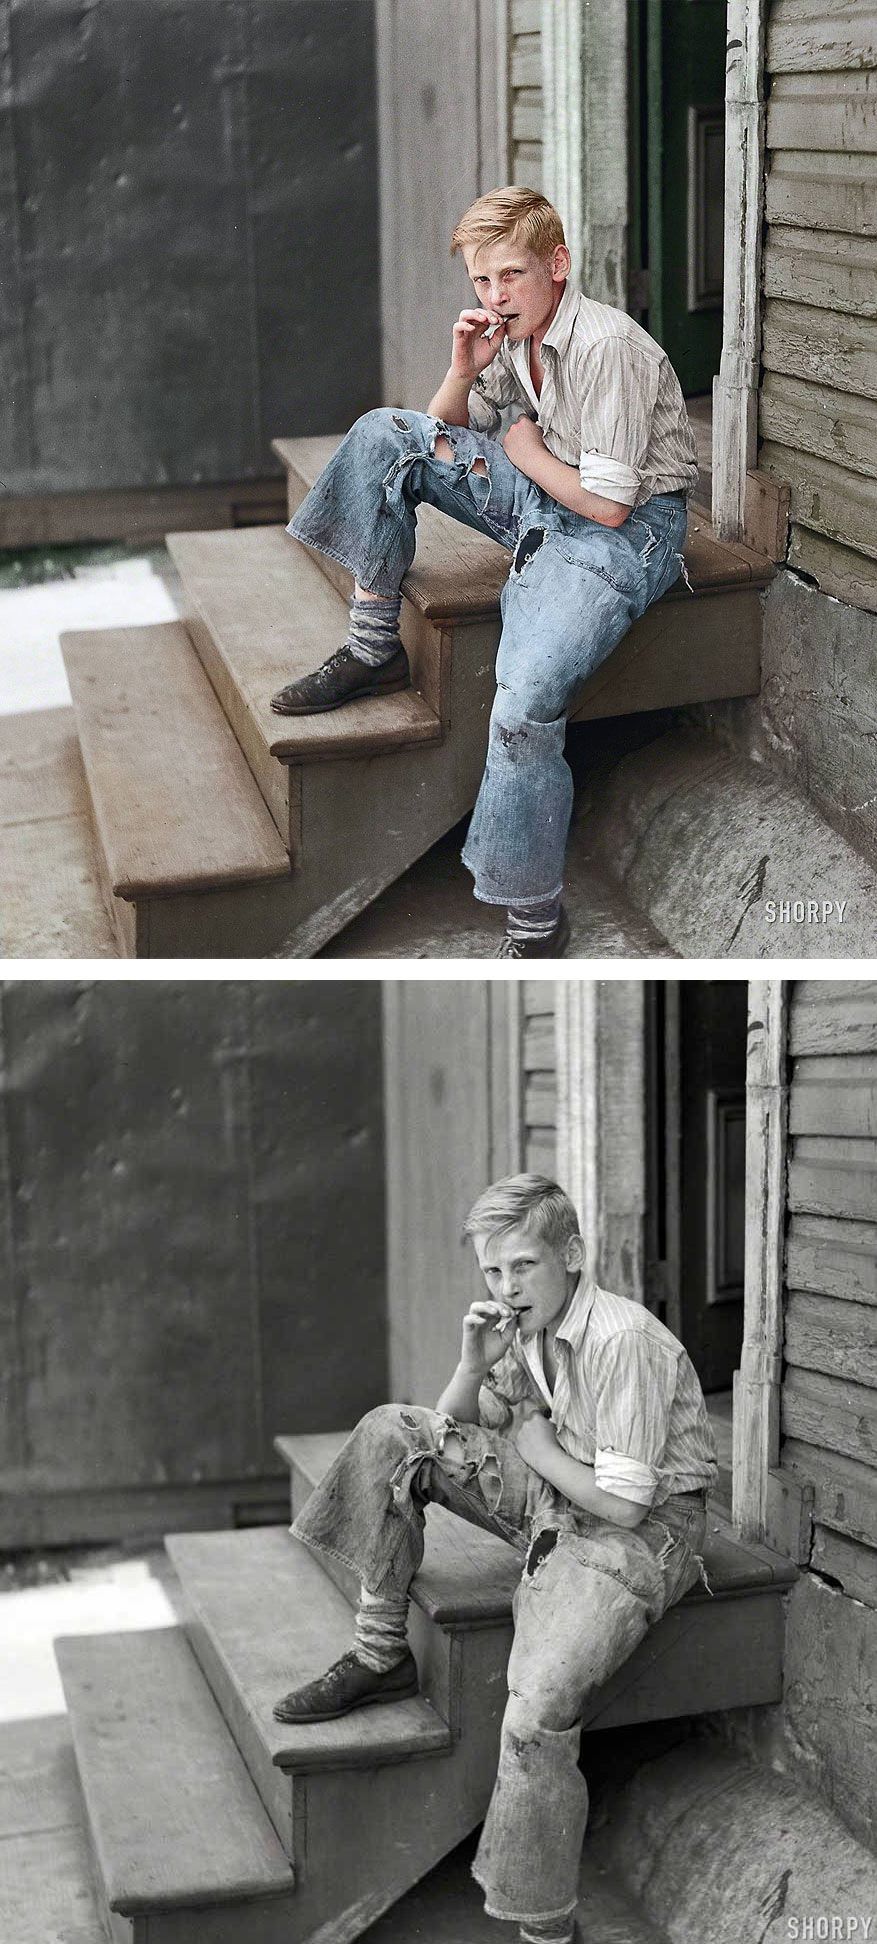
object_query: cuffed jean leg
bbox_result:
[472,1539,654,1927]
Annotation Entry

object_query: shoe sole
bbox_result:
[272,1675,420,1724]
[269,676,411,716]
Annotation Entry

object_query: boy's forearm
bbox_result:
[426,370,473,426]
[538,1441,648,1528]
[519,443,631,528]
[435,1361,484,1422]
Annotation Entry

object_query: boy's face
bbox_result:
[472,1220,584,1339]
[461,239,569,344]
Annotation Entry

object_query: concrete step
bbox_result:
[277,1430,800,1732]
[274,435,774,720]
[164,1526,512,1942]
[59,620,297,958]
[55,1628,297,1944]
[166,526,443,843]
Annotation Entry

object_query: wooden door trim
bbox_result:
[733,979,788,1540]
[712,0,768,538]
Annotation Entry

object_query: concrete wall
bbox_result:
[0,0,380,498]
[0,980,386,1545]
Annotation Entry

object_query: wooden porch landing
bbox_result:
[16,432,772,958]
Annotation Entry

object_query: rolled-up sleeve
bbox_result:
[577,338,662,505]
[591,1331,679,1505]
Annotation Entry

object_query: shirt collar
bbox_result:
[506,281,582,388]
[554,1273,596,1351]
[540,281,582,357]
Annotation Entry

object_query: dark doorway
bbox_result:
[629,0,726,396]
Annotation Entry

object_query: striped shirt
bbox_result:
[478,1277,718,1508]
[467,282,699,509]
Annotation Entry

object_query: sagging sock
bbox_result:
[346,592,403,667]
[506,893,563,943]
[354,1586,410,1671]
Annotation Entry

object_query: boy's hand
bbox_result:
[460,1299,516,1376]
[502,415,545,470]
[515,1409,559,1474]
[450,309,507,383]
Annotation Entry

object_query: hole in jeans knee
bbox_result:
[470,456,489,477]
[525,1528,558,1579]
[433,434,455,463]
[512,527,545,578]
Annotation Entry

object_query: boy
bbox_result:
[274,1173,718,1944]
[270,187,698,958]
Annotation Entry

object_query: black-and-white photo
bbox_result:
[1,977,875,1943]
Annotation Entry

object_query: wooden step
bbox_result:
[166,525,442,819]
[277,1430,799,1728]
[164,1527,509,1942]
[275,435,774,718]
[60,620,299,957]
[55,1628,297,1944]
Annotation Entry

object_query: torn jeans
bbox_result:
[286,407,689,906]
[290,1402,709,1930]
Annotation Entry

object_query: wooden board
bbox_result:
[759,439,877,562]
[767,70,877,154]
[0,477,286,549]
[790,1055,877,1135]
[782,1365,877,1465]
[763,225,877,319]
[765,152,877,238]
[811,1524,877,1607]
[763,297,877,400]
[165,1528,451,1779]
[788,1135,877,1221]
[55,1630,294,1914]
[768,10,877,75]
[786,1212,877,1305]
[785,1291,877,1388]
[786,523,877,614]
[61,622,291,897]
[0,706,118,959]
[791,981,877,1055]
[783,1435,877,1547]
[167,527,441,769]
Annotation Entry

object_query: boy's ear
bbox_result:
[565,1233,586,1273]
[552,243,572,282]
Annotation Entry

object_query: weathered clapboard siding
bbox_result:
[780,981,877,1612]
[523,981,556,1176]
[511,1,543,186]
[760,12,877,608]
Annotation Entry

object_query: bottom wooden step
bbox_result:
[55,1629,296,1944]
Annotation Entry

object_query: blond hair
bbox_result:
[450,186,566,262]
[462,1173,581,1249]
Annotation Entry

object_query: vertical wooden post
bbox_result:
[489,982,523,1179]
[479,0,511,189]
[733,980,788,1540]
[556,982,646,1303]
[541,0,628,304]
[712,0,768,540]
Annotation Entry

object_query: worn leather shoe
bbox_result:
[495,906,571,959]
[270,644,410,715]
[272,1647,419,1723]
